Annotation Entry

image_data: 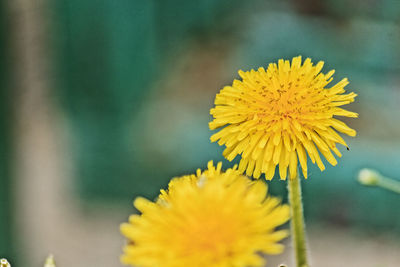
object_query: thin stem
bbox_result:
[378,176,400,194]
[358,168,400,195]
[288,171,309,267]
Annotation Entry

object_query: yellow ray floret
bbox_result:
[120,161,290,267]
[209,56,358,180]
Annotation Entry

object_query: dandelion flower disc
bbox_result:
[209,56,358,180]
[120,161,290,267]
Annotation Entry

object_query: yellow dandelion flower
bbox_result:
[210,56,358,180]
[120,161,290,267]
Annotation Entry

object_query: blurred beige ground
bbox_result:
[8,0,400,266]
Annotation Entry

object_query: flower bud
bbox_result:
[44,255,56,267]
[0,259,11,267]
[358,168,381,186]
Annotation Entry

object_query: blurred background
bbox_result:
[1,0,400,266]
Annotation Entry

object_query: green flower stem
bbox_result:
[377,175,400,194]
[358,168,400,194]
[288,172,309,267]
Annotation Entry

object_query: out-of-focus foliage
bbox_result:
[54,0,160,200]
[53,0,241,201]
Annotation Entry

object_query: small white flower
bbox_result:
[44,254,56,267]
[0,258,11,267]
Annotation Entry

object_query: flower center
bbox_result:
[178,210,241,258]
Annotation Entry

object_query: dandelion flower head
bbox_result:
[120,161,290,267]
[210,56,358,180]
